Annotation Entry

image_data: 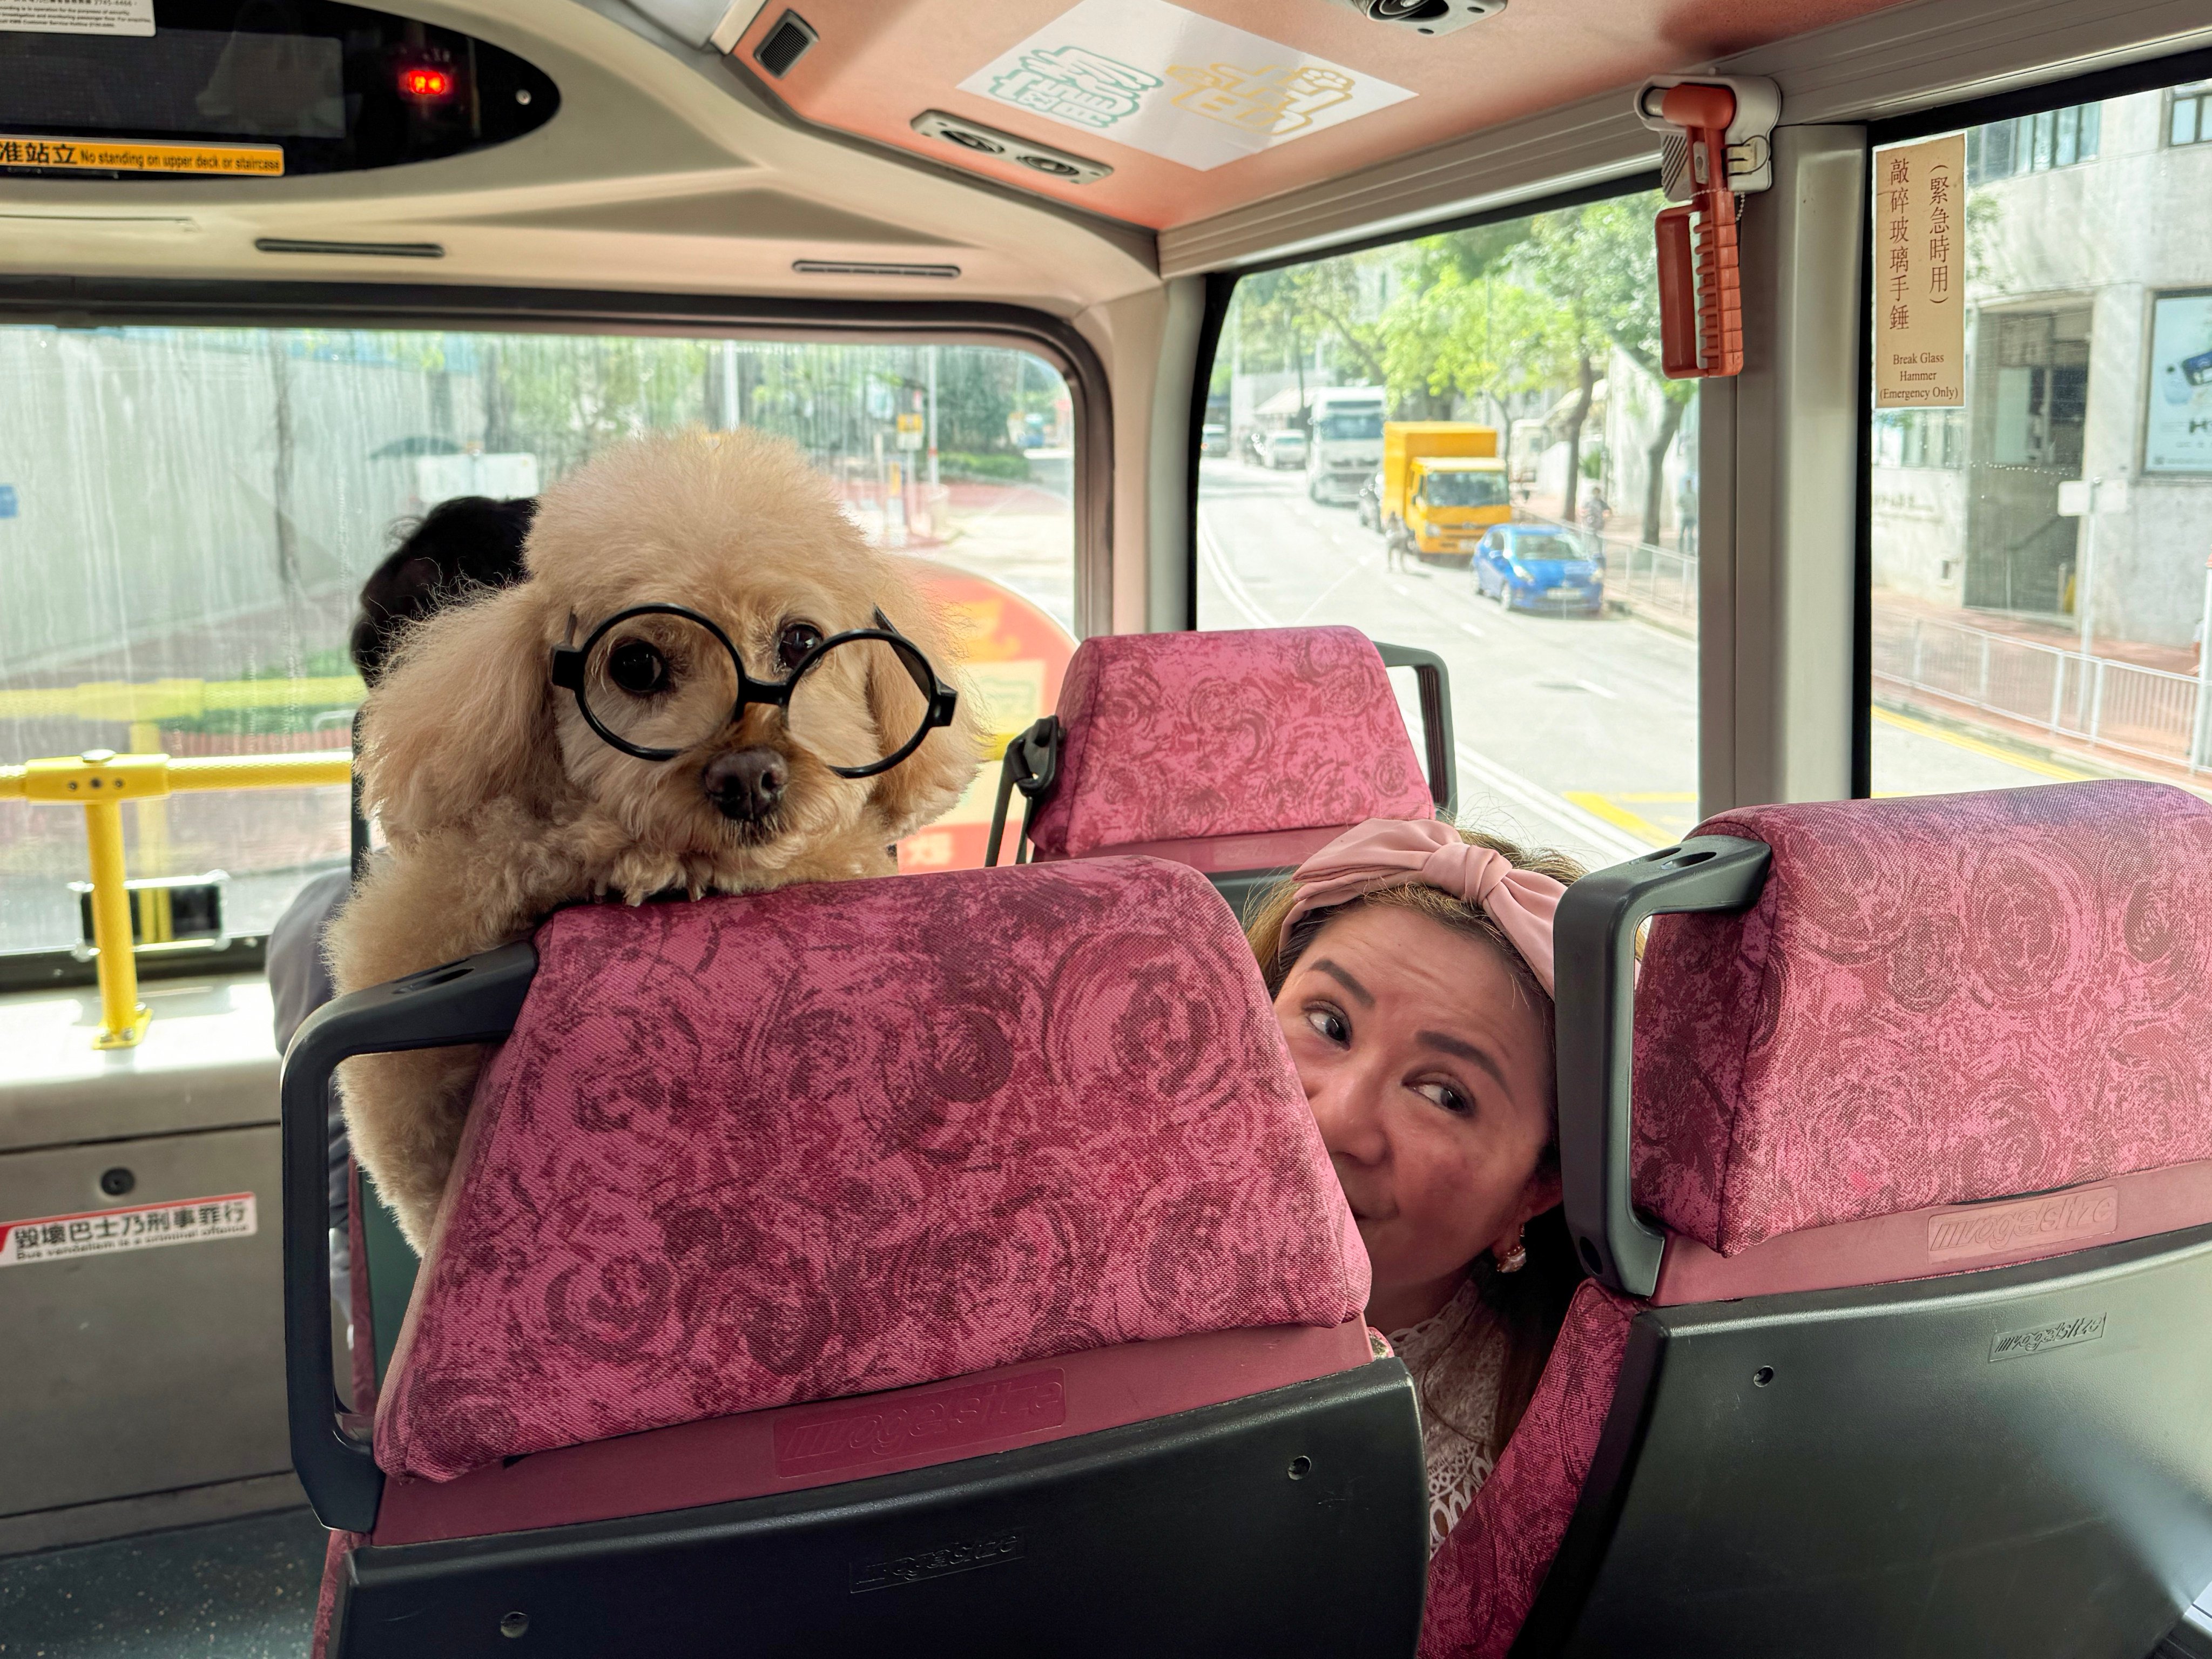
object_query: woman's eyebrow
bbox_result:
[1309,959,1374,1007]
[1417,1030,1509,1091]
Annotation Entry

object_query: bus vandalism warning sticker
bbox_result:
[0,136,284,177]
[0,1193,255,1266]
[0,0,154,35]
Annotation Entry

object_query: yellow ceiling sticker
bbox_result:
[959,0,1412,173]
[0,134,284,176]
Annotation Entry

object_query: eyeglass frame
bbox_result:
[549,603,958,777]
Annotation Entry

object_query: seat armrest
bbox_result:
[279,941,537,1532]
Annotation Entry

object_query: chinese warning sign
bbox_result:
[960,0,1412,172]
[1875,133,1965,408]
[0,1193,256,1267]
[0,135,284,176]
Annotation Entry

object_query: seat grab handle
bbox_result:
[1372,641,1457,821]
[1554,837,1770,1297]
[279,940,537,1533]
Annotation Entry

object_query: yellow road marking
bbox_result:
[1871,706,2095,782]
[1614,791,1696,803]
[1563,791,1675,846]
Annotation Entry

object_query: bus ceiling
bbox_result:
[4,0,2203,315]
[4,1,2194,309]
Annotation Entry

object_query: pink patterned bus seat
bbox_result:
[1420,781,2212,1656]
[1027,626,1434,859]
[1631,780,2212,1256]
[373,857,1369,1483]
[1419,1282,1637,1659]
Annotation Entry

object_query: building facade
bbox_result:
[1871,82,2212,647]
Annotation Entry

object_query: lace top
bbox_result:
[1387,1277,1507,1555]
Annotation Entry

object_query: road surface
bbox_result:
[1196,458,2095,871]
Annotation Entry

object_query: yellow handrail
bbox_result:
[3,748,353,1048]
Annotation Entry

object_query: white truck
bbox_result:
[1304,387,1387,504]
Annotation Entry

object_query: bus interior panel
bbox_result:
[3,1,2211,1655]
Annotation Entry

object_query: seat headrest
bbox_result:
[376,858,1367,1482]
[1028,626,1434,859]
[1631,781,2212,1255]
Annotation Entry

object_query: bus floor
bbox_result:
[0,1507,323,1657]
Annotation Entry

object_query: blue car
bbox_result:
[1472,524,1605,615]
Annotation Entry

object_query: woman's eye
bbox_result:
[607,640,667,695]
[1417,1082,1474,1118]
[1304,1007,1349,1046]
[777,621,825,669]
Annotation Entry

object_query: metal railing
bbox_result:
[1604,536,1699,621]
[0,748,352,1047]
[1873,613,2211,775]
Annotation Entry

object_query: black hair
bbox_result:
[350,495,536,685]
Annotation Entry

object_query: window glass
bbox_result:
[1317,411,1384,442]
[1966,104,2100,182]
[2168,84,2211,149]
[1199,191,1699,871]
[1869,82,2212,798]
[0,328,1076,956]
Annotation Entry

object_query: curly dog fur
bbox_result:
[326,429,982,1248]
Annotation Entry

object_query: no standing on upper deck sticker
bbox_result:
[0,0,154,36]
[0,136,284,176]
[0,1193,256,1266]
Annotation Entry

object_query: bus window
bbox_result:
[1198,191,1699,869]
[1867,81,2212,798]
[0,330,1076,959]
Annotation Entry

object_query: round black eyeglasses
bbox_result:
[549,604,958,778]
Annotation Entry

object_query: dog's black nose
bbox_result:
[703,747,788,822]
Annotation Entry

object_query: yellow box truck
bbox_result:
[1381,422,1511,561]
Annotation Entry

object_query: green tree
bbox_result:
[1532,194,1695,539]
[1514,207,1620,520]
[1379,269,1570,476]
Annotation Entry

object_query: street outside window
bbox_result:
[1869,83,2212,799]
[1197,191,1699,871]
[0,331,1077,955]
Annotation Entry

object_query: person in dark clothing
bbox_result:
[267,495,535,1313]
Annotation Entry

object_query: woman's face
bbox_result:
[1275,903,1560,1331]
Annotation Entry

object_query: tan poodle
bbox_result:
[326,428,983,1249]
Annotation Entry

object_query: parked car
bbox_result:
[1472,523,1604,616]
[1201,422,1229,457]
[1355,468,1384,531]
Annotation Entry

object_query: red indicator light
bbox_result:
[399,65,455,100]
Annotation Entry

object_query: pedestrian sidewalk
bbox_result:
[1874,589,2198,676]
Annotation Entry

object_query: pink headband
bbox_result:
[1279,818,1563,997]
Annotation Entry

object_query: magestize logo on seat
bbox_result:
[0,1193,255,1266]
[775,1368,1066,1478]
[1925,1185,2117,1264]
[0,136,284,176]
[851,1529,1024,1594]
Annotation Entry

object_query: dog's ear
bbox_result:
[360,583,557,839]
[865,562,986,841]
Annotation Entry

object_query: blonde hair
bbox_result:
[1246,821,1588,1451]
